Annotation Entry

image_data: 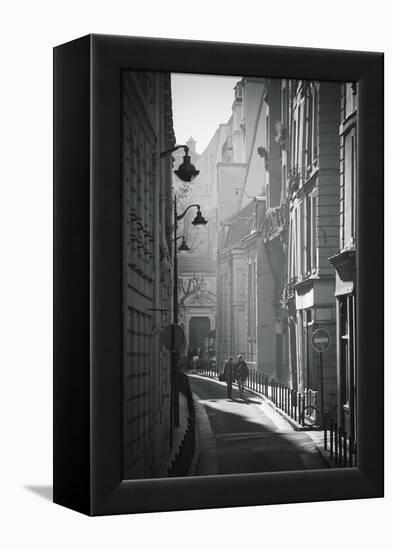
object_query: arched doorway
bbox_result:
[189,317,211,355]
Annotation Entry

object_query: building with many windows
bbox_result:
[282,79,341,409]
[259,78,290,383]
[329,83,357,443]
[217,200,255,364]
[214,76,345,413]
[215,77,271,368]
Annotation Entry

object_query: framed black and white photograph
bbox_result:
[53,34,383,516]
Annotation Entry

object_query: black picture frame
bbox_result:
[53,34,384,516]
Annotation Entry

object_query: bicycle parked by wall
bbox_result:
[300,392,337,428]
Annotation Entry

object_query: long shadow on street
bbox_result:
[188,373,328,475]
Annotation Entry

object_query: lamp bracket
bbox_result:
[160,144,189,159]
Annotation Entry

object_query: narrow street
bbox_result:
[188,374,328,475]
[120,72,358,480]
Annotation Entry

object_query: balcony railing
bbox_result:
[265,202,289,240]
[274,122,287,147]
[281,276,297,308]
[288,164,302,193]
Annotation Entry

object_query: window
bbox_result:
[297,105,301,168]
[339,298,350,406]
[351,133,357,243]
[306,90,312,169]
[282,84,288,130]
[301,192,317,275]
[248,261,256,338]
[300,100,307,177]
[294,210,298,278]
[311,194,317,270]
[288,217,293,279]
[343,129,356,247]
[292,120,297,169]
[305,85,317,170]
[305,194,312,274]
[300,201,305,276]
[312,88,318,162]
[295,207,300,277]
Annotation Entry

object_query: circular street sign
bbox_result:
[311,328,331,353]
[162,323,186,352]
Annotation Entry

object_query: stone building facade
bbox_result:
[215,77,270,368]
[284,80,341,407]
[217,200,254,365]
[178,254,216,357]
[216,77,345,412]
[259,78,343,409]
[258,78,290,383]
[329,83,357,442]
[122,71,175,479]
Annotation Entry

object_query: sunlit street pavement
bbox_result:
[188,374,328,475]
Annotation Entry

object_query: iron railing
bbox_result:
[190,361,304,423]
[323,415,357,467]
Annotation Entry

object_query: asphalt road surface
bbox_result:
[188,374,328,475]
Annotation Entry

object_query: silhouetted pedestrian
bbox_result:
[223,356,236,398]
[235,355,249,396]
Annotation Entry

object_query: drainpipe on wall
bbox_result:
[153,150,161,392]
[151,86,162,471]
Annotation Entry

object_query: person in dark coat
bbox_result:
[223,356,236,398]
[235,355,249,396]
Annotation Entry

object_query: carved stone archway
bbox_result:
[179,289,216,354]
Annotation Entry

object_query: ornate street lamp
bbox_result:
[178,237,190,252]
[160,144,200,440]
[191,207,208,226]
[160,144,200,182]
[171,197,207,427]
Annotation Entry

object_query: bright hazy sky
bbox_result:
[171,73,241,155]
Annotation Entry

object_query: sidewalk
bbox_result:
[158,392,190,477]
[191,390,219,476]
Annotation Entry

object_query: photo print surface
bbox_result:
[122,71,357,480]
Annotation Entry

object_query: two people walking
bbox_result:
[222,355,249,398]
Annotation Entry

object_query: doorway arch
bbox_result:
[189,317,211,354]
